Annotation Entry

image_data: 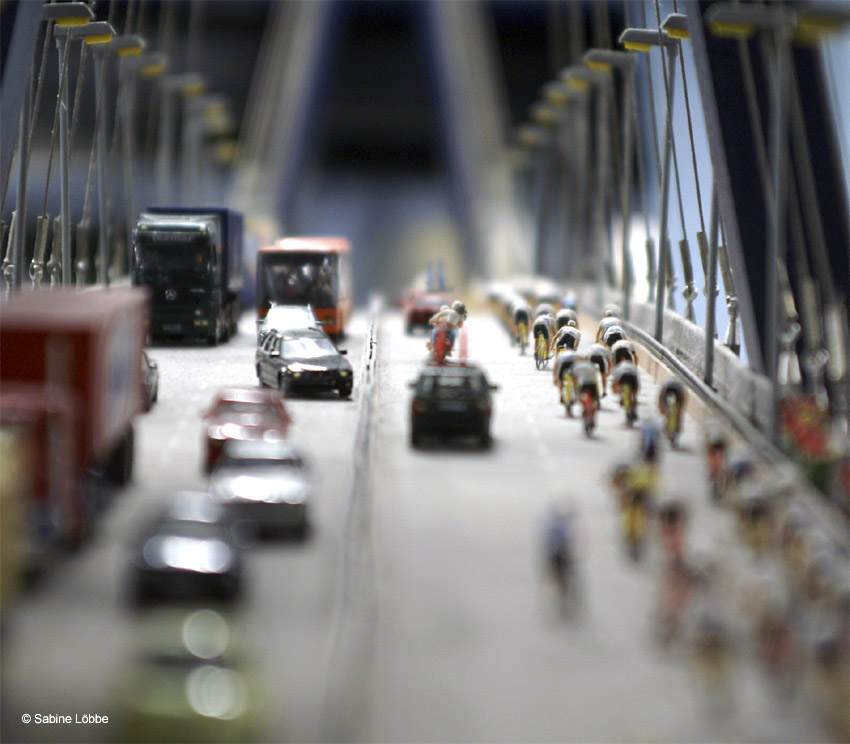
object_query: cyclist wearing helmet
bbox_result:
[571,360,600,407]
[556,308,577,329]
[611,338,638,367]
[612,360,640,424]
[512,299,532,344]
[602,324,627,349]
[597,314,621,342]
[587,342,612,398]
[554,321,581,352]
[428,300,467,352]
[532,311,557,354]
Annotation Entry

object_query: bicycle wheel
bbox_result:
[535,336,545,369]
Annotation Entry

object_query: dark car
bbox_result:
[202,386,293,473]
[255,328,353,398]
[404,291,453,334]
[127,492,244,607]
[209,439,312,538]
[408,363,499,448]
[141,350,159,411]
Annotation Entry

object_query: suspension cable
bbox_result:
[654,0,687,240]
[40,31,74,218]
[672,0,706,234]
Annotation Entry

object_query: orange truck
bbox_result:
[0,288,148,551]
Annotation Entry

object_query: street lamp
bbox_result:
[56,22,116,286]
[583,48,637,321]
[560,65,613,288]
[619,27,678,343]
[110,34,146,274]
[54,19,114,287]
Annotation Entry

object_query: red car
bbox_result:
[202,386,293,473]
[404,291,453,334]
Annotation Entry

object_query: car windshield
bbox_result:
[419,373,484,397]
[215,400,279,417]
[282,336,337,359]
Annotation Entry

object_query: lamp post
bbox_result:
[110,35,146,275]
[584,48,636,320]
[529,101,561,278]
[180,75,206,205]
[560,65,613,291]
[156,73,203,205]
[619,27,679,343]
[516,122,551,277]
[46,3,95,286]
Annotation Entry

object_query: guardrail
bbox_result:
[322,296,381,742]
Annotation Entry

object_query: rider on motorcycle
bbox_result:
[428,300,467,353]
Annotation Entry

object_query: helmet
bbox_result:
[452,300,467,319]
[603,303,620,318]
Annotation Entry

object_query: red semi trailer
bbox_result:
[0,288,148,548]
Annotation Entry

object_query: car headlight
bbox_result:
[288,363,305,373]
[339,370,349,377]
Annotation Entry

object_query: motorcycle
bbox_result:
[430,325,454,365]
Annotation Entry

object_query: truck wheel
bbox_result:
[105,427,134,484]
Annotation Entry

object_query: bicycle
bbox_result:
[665,397,681,448]
[622,381,638,427]
[561,373,576,417]
[534,333,549,370]
[517,321,528,355]
[621,491,648,560]
[580,388,596,436]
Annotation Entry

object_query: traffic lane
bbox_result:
[1,313,365,743]
[368,311,831,743]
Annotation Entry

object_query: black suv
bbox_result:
[256,328,353,397]
[408,363,499,448]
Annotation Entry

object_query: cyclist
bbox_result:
[556,308,577,329]
[659,377,686,448]
[705,422,729,503]
[571,360,600,434]
[657,497,688,561]
[553,351,580,414]
[602,324,627,350]
[611,338,638,367]
[532,311,557,368]
[611,360,640,426]
[512,299,532,351]
[596,314,621,342]
[639,420,663,466]
[553,321,581,353]
[738,492,773,558]
[542,504,578,612]
[587,342,611,399]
